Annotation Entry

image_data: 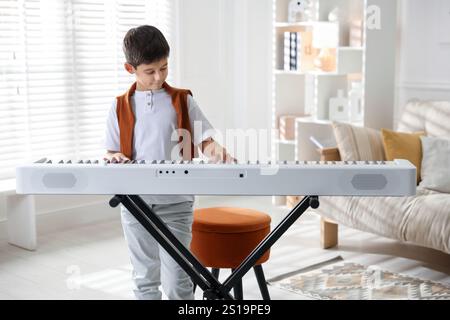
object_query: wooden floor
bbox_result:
[0,196,449,300]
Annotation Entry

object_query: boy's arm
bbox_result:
[104,150,130,163]
[200,138,237,163]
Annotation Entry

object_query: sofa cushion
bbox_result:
[381,129,424,184]
[317,186,450,254]
[424,101,450,137]
[420,136,450,193]
[397,99,428,133]
[397,99,450,137]
[332,122,385,161]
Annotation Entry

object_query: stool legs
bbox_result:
[195,266,270,300]
[231,268,244,300]
[211,268,220,279]
[254,265,271,300]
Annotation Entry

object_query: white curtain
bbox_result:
[0,0,175,180]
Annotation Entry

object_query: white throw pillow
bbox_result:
[419,136,450,193]
[332,122,385,161]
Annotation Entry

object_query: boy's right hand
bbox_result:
[103,152,130,163]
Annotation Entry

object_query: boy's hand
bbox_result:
[103,152,130,163]
[201,139,237,164]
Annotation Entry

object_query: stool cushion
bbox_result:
[191,207,271,268]
[192,207,271,233]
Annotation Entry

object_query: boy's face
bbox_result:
[125,57,168,90]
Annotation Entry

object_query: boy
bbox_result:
[103,25,234,300]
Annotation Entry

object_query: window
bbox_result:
[0,0,175,180]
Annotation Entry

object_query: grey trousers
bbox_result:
[120,201,195,300]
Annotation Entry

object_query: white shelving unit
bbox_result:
[270,0,397,206]
[271,0,397,161]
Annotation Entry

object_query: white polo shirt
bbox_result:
[104,87,215,204]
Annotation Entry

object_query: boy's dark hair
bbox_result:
[123,25,170,67]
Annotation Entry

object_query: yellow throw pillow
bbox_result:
[381,128,425,184]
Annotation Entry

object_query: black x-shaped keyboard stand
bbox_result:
[109,194,319,300]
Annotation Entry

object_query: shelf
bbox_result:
[274,70,306,75]
[295,116,364,127]
[275,139,296,145]
[274,21,313,31]
[338,46,364,51]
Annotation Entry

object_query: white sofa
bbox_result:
[317,100,450,254]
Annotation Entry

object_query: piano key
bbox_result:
[94,160,99,164]
[46,160,52,164]
[140,160,146,164]
[58,160,64,164]
[86,160,91,164]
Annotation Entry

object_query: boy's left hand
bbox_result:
[202,139,237,164]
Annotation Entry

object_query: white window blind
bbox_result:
[0,0,175,180]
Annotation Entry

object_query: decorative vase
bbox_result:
[329,90,349,121]
[349,82,363,122]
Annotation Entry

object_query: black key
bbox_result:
[78,160,83,164]
[67,160,72,164]
[46,160,52,164]
[94,160,99,164]
[58,160,63,164]
[140,160,146,164]
[86,160,91,164]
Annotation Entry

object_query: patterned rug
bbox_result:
[268,258,450,300]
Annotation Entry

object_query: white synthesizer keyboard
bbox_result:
[15,158,416,196]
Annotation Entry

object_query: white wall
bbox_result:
[395,0,450,125]
[176,0,272,136]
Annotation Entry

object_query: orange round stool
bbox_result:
[190,207,271,300]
